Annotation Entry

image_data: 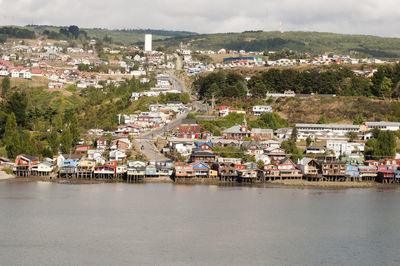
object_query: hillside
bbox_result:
[274,96,400,124]
[25,25,196,45]
[154,31,400,59]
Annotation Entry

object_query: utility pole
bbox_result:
[211,93,215,114]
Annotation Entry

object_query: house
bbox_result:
[266,148,286,162]
[174,163,194,178]
[96,137,108,149]
[346,165,360,181]
[250,128,274,140]
[14,154,39,173]
[306,146,326,154]
[219,105,246,117]
[213,162,237,181]
[146,164,157,177]
[178,119,201,139]
[189,162,210,178]
[59,159,79,177]
[94,165,115,177]
[358,165,377,181]
[78,159,96,173]
[252,105,272,116]
[321,161,347,180]
[241,141,264,156]
[169,138,195,156]
[127,161,146,181]
[297,158,322,180]
[222,118,250,140]
[31,162,53,176]
[109,150,126,162]
[75,145,91,154]
[195,142,212,151]
[111,138,131,150]
[277,158,302,179]
[326,140,365,157]
[210,138,241,148]
[156,161,174,177]
[190,151,216,163]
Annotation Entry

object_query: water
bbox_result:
[1,181,400,265]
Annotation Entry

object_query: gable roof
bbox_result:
[189,161,209,170]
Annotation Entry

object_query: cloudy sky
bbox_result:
[0,0,399,37]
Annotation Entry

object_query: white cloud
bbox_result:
[0,0,399,37]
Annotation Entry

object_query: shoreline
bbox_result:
[5,175,395,189]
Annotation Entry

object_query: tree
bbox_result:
[70,115,80,145]
[366,130,397,159]
[47,131,59,155]
[4,113,20,158]
[1,76,10,97]
[291,127,298,142]
[7,92,27,127]
[380,77,393,98]
[346,131,359,142]
[317,115,327,124]
[353,115,364,125]
[306,136,313,147]
[60,128,72,154]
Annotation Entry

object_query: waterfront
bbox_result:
[1,181,400,265]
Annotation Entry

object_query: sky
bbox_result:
[0,0,399,37]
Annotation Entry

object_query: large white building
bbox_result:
[296,123,360,140]
[365,122,400,131]
[145,34,152,52]
[326,140,365,157]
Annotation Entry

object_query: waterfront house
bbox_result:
[358,165,377,181]
[77,159,96,178]
[321,161,347,181]
[189,162,210,178]
[346,165,360,181]
[213,162,238,181]
[297,158,322,180]
[263,164,280,180]
[146,164,157,177]
[127,161,146,181]
[174,163,194,178]
[59,159,79,177]
[277,158,302,179]
[31,162,53,176]
[14,154,39,176]
[156,161,174,177]
[94,165,116,178]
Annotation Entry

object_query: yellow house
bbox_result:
[78,159,96,172]
[209,169,218,178]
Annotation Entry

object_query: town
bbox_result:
[1,26,400,186]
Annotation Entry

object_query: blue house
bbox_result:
[346,165,359,178]
[189,161,210,177]
[194,142,213,152]
[146,164,157,177]
[60,159,79,176]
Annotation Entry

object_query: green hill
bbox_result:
[153,31,400,58]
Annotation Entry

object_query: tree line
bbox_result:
[194,64,400,100]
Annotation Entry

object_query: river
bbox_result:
[0,181,400,265]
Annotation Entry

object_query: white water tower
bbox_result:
[145,34,152,52]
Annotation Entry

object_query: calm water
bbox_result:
[1,181,400,265]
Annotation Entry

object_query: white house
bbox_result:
[252,105,272,116]
[10,69,19,78]
[109,150,126,162]
[19,70,31,79]
[0,70,9,76]
[326,140,365,157]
